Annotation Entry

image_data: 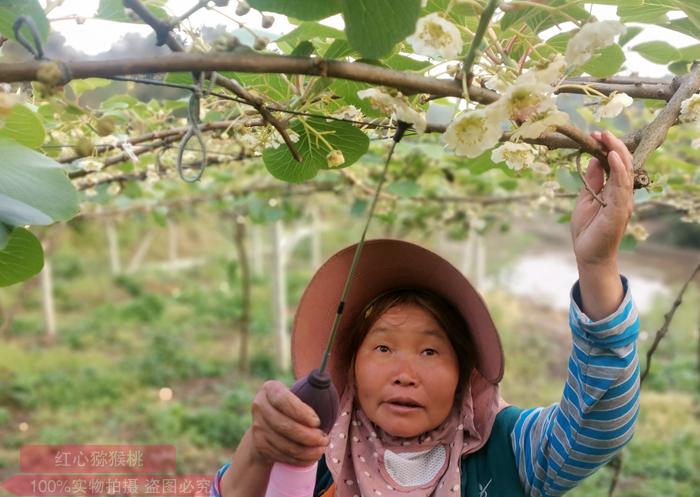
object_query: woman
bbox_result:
[211,131,641,497]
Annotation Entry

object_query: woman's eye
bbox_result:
[376,345,390,353]
[423,348,437,356]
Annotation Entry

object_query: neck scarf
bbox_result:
[324,369,506,497]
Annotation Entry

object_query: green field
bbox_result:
[1,214,698,497]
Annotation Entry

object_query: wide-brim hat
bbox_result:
[291,239,504,397]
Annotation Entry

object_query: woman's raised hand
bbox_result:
[569,131,633,320]
[571,130,635,269]
[250,380,330,467]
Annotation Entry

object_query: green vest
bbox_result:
[313,406,526,497]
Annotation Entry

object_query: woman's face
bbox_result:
[353,303,460,438]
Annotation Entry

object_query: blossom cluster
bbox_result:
[357,17,629,171]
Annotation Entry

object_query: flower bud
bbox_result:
[326,149,345,168]
[95,117,116,137]
[254,36,269,51]
[37,61,64,87]
[235,0,250,16]
[261,14,274,28]
[74,137,95,157]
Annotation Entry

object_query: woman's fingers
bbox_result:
[264,380,321,428]
[591,131,634,192]
[583,157,605,195]
[253,425,327,466]
[250,380,329,465]
[607,150,633,191]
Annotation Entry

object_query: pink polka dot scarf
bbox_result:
[324,369,505,497]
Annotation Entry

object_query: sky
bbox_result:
[40,1,697,77]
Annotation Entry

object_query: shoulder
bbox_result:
[460,406,527,497]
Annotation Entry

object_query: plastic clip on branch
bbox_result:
[264,121,412,497]
[177,90,208,183]
[12,16,45,60]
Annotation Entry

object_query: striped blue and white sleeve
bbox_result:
[510,275,641,497]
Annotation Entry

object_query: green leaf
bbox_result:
[329,79,380,117]
[234,73,294,102]
[0,105,45,149]
[618,2,670,23]
[0,0,49,43]
[456,151,500,175]
[619,233,637,251]
[556,212,572,224]
[0,227,44,287]
[618,26,643,47]
[675,1,700,31]
[383,53,431,71]
[96,0,168,23]
[386,179,421,198]
[263,118,369,183]
[501,1,589,34]
[580,44,625,78]
[69,78,112,97]
[555,168,583,194]
[544,32,571,54]
[0,223,9,250]
[665,17,700,39]
[324,39,356,59]
[0,138,79,226]
[632,41,681,64]
[678,43,700,61]
[291,41,315,57]
[668,60,691,75]
[341,0,421,59]
[276,22,345,45]
[248,0,341,21]
[350,198,368,217]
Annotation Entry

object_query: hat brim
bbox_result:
[292,239,504,397]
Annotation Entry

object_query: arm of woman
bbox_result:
[209,380,330,497]
[510,131,641,497]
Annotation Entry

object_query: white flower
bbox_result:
[512,109,570,139]
[531,161,551,174]
[357,88,426,133]
[326,149,345,168]
[565,20,626,66]
[443,108,503,158]
[331,105,363,121]
[594,92,633,121]
[680,94,700,123]
[408,13,463,59]
[484,74,508,93]
[494,82,556,122]
[516,54,567,87]
[626,223,649,241]
[541,180,560,198]
[107,182,122,196]
[0,93,21,120]
[491,142,537,171]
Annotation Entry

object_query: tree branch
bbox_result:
[632,62,700,174]
[1,52,681,102]
[122,0,302,162]
[640,260,700,384]
[59,118,264,163]
[559,76,675,101]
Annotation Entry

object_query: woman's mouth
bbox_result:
[384,399,423,413]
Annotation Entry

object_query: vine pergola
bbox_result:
[1,0,700,494]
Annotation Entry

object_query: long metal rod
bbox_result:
[318,122,410,375]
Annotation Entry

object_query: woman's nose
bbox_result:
[392,356,419,385]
